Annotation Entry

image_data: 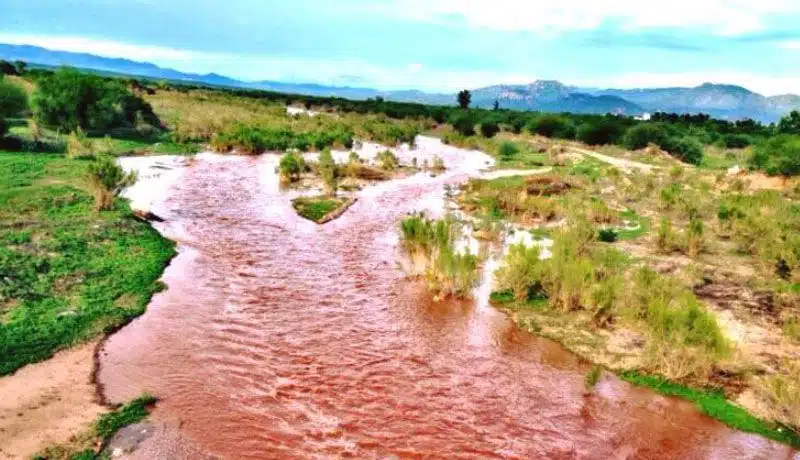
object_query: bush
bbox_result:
[750,135,800,177]
[449,112,476,136]
[526,115,575,139]
[279,151,305,182]
[0,78,28,118]
[495,243,543,301]
[661,136,704,165]
[318,148,337,195]
[33,67,159,132]
[84,155,137,211]
[66,129,95,159]
[376,149,399,170]
[479,122,500,138]
[777,111,800,135]
[598,228,619,243]
[724,134,752,149]
[623,123,669,150]
[577,119,626,146]
[497,141,519,160]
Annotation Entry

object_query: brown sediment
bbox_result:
[95,138,797,459]
[0,342,107,460]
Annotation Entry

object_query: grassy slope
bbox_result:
[0,151,175,376]
[292,196,347,223]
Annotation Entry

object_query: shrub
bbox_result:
[84,155,137,211]
[685,217,704,258]
[66,129,95,159]
[376,149,399,170]
[399,215,478,298]
[318,148,337,195]
[279,151,305,182]
[757,363,800,434]
[526,115,575,139]
[577,119,626,146]
[431,156,446,172]
[598,228,618,243]
[450,112,476,136]
[623,123,669,150]
[657,217,674,253]
[777,111,800,135]
[479,121,500,138]
[661,136,704,165]
[750,135,800,177]
[497,141,519,160]
[724,134,752,149]
[495,244,543,301]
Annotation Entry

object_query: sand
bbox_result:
[0,342,106,460]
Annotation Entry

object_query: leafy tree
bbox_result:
[479,121,500,138]
[750,135,800,177]
[492,100,500,111]
[32,67,159,132]
[0,79,27,117]
[457,90,471,110]
[777,111,800,135]
[623,123,669,150]
[0,60,17,76]
[13,61,26,75]
[723,134,751,149]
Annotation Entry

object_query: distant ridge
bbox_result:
[2,43,798,122]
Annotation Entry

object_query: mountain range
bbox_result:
[2,43,798,123]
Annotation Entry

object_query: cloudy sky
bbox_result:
[1,0,799,95]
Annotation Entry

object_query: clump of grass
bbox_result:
[278,151,306,183]
[597,228,618,243]
[431,155,446,172]
[318,148,338,196]
[66,128,95,159]
[585,365,604,392]
[757,363,800,436]
[495,244,543,301]
[399,215,478,299]
[84,155,137,211]
[376,149,399,171]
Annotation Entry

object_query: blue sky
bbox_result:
[1,0,800,95]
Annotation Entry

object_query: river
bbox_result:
[101,137,794,459]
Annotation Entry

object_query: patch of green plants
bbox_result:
[619,370,800,448]
[0,152,175,376]
[615,210,650,240]
[292,196,348,223]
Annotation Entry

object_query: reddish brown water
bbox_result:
[100,141,796,459]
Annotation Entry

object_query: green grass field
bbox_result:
[0,151,175,376]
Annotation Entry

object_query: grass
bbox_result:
[34,394,157,460]
[620,371,800,448]
[0,151,176,376]
[615,210,651,240]
[292,196,348,223]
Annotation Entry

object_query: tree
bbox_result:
[318,148,338,196]
[32,67,160,132]
[457,90,471,110]
[576,119,626,146]
[777,111,800,135]
[0,79,28,118]
[0,60,17,76]
[493,100,500,111]
[479,121,500,138]
[526,115,576,139]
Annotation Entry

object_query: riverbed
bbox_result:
[101,136,794,459]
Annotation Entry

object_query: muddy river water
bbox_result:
[101,137,795,459]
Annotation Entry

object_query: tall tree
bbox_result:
[493,100,500,111]
[457,90,471,110]
[777,110,800,135]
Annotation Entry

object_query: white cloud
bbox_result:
[391,0,800,35]
[780,41,800,49]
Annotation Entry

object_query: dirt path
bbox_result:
[482,166,552,179]
[569,146,656,171]
[0,342,107,460]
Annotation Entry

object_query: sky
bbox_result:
[1,0,799,95]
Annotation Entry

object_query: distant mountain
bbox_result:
[472,81,643,114]
[585,83,800,123]
[2,43,799,122]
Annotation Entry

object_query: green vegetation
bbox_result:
[0,152,175,376]
[318,148,338,195]
[84,155,138,211]
[399,215,478,298]
[279,151,306,182]
[457,89,471,110]
[34,394,158,460]
[750,135,800,178]
[620,371,800,447]
[292,196,349,223]
[585,365,604,392]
